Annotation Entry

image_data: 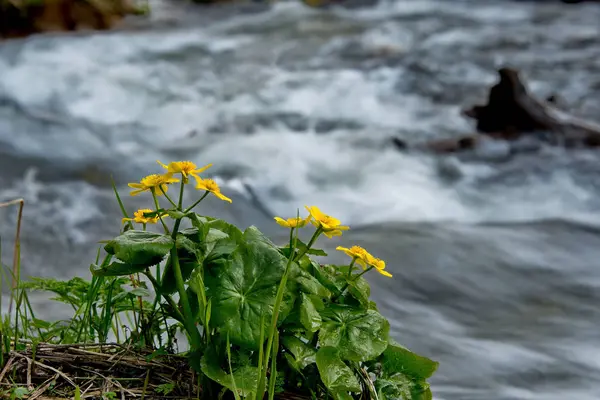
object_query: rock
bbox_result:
[0,0,142,39]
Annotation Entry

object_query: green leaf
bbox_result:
[375,374,432,400]
[176,235,200,256]
[205,226,296,350]
[319,305,390,362]
[104,230,173,267]
[312,264,345,297]
[381,341,439,380]
[368,301,379,311]
[167,210,188,219]
[187,286,200,320]
[179,227,205,244]
[130,287,150,297]
[289,265,331,298]
[347,275,370,308]
[90,261,148,277]
[316,347,361,394]
[299,293,322,333]
[200,348,259,397]
[333,393,354,400]
[282,239,328,257]
[207,228,230,242]
[208,218,244,242]
[281,336,317,370]
[12,387,29,399]
[159,255,200,295]
[32,318,51,329]
[155,383,176,395]
[202,218,242,263]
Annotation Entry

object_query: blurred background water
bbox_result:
[1,0,600,398]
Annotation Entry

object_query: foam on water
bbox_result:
[2,0,600,231]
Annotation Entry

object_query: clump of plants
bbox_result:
[0,160,438,399]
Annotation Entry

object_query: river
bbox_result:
[1,0,600,398]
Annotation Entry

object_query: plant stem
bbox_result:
[257,227,300,399]
[347,258,357,279]
[184,192,210,214]
[294,227,322,261]
[144,272,185,324]
[336,266,374,300]
[159,186,178,208]
[177,179,185,209]
[169,208,203,350]
[151,189,170,234]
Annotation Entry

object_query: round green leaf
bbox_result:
[204,226,296,350]
[381,340,439,380]
[375,374,433,400]
[104,230,173,267]
[316,346,361,394]
[90,261,148,277]
[200,348,259,397]
[299,293,322,333]
[281,336,317,370]
[319,305,390,362]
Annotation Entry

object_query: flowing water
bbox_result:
[1,0,600,398]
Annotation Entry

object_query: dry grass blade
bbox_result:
[0,343,316,399]
[0,343,196,399]
[28,373,59,400]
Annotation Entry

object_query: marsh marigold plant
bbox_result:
[81,159,438,400]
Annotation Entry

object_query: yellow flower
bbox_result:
[195,178,232,203]
[336,245,370,268]
[366,254,392,278]
[128,174,180,196]
[274,215,310,229]
[157,160,212,183]
[305,206,350,238]
[122,208,163,224]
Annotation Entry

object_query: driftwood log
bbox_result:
[393,67,600,154]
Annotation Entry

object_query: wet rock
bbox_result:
[314,119,363,134]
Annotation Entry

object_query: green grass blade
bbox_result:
[111,176,133,231]
[226,334,241,400]
[255,314,266,400]
[267,330,279,400]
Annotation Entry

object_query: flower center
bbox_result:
[141,174,164,187]
[179,161,196,172]
[204,179,219,191]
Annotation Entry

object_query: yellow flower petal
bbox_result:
[376,269,393,278]
[127,174,180,197]
[305,205,349,236]
[214,191,233,203]
[129,189,145,196]
[274,217,290,227]
[274,215,310,229]
[193,163,213,175]
[157,160,169,170]
[195,178,232,203]
[157,161,213,180]
[323,229,343,238]
[336,245,370,268]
